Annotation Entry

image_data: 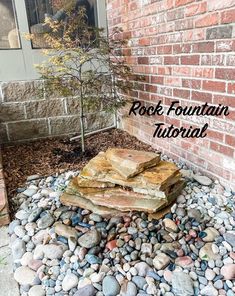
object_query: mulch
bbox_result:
[1,128,155,217]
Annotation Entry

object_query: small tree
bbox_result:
[28,1,135,153]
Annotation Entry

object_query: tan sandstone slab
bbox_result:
[80,152,180,192]
[63,177,185,214]
[105,148,160,179]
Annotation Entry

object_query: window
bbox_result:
[0,0,20,49]
[25,0,98,48]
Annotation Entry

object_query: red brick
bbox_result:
[210,142,234,157]
[192,91,213,103]
[165,77,182,87]
[176,0,194,7]
[213,95,235,108]
[157,45,172,54]
[215,68,235,80]
[181,55,200,65]
[193,42,215,53]
[186,2,207,16]
[182,79,201,89]
[195,13,219,28]
[173,88,190,99]
[193,68,214,78]
[207,130,224,142]
[202,80,226,92]
[173,44,192,54]
[139,37,151,46]
[138,57,149,64]
[225,135,235,147]
[151,76,164,84]
[221,9,235,23]
[164,56,180,65]
[228,83,235,94]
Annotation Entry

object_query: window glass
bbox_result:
[0,0,20,49]
[25,0,98,48]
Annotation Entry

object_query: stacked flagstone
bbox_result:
[61,149,185,216]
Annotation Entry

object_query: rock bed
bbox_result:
[8,157,235,296]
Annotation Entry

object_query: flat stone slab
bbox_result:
[105,148,160,179]
[63,178,185,214]
[80,152,180,193]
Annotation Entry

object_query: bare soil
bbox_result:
[2,128,154,217]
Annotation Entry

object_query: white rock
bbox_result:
[28,285,45,296]
[62,273,79,291]
[14,266,37,285]
[201,284,218,296]
[153,253,170,270]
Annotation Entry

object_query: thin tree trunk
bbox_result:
[79,85,85,153]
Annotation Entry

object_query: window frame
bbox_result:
[0,0,22,50]
[24,0,100,50]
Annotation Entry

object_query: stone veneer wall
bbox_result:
[0,80,114,143]
[107,0,235,190]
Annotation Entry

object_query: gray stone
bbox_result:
[78,229,101,248]
[193,174,212,186]
[200,284,218,296]
[15,209,30,220]
[11,238,26,260]
[0,103,25,122]
[43,244,65,260]
[37,212,54,229]
[132,276,147,290]
[74,284,96,296]
[8,220,20,235]
[25,99,64,119]
[172,271,194,296]
[28,208,43,223]
[8,119,49,141]
[102,276,120,296]
[1,80,42,102]
[22,188,38,197]
[120,281,137,296]
[224,232,235,247]
[14,225,26,238]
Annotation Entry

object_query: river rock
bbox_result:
[78,229,101,248]
[223,233,235,247]
[28,285,45,296]
[120,281,137,296]
[62,273,79,291]
[163,218,178,232]
[193,174,212,186]
[43,244,65,259]
[55,223,78,239]
[221,264,235,280]
[28,208,43,223]
[199,243,220,261]
[203,227,219,242]
[132,276,147,290]
[153,253,170,270]
[74,284,96,296]
[172,271,194,296]
[200,284,218,296]
[14,266,37,286]
[11,238,26,260]
[134,262,152,276]
[37,212,54,229]
[102,275,120,296]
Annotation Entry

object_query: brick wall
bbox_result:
[107,0,235,190]
[0,80,114,143]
